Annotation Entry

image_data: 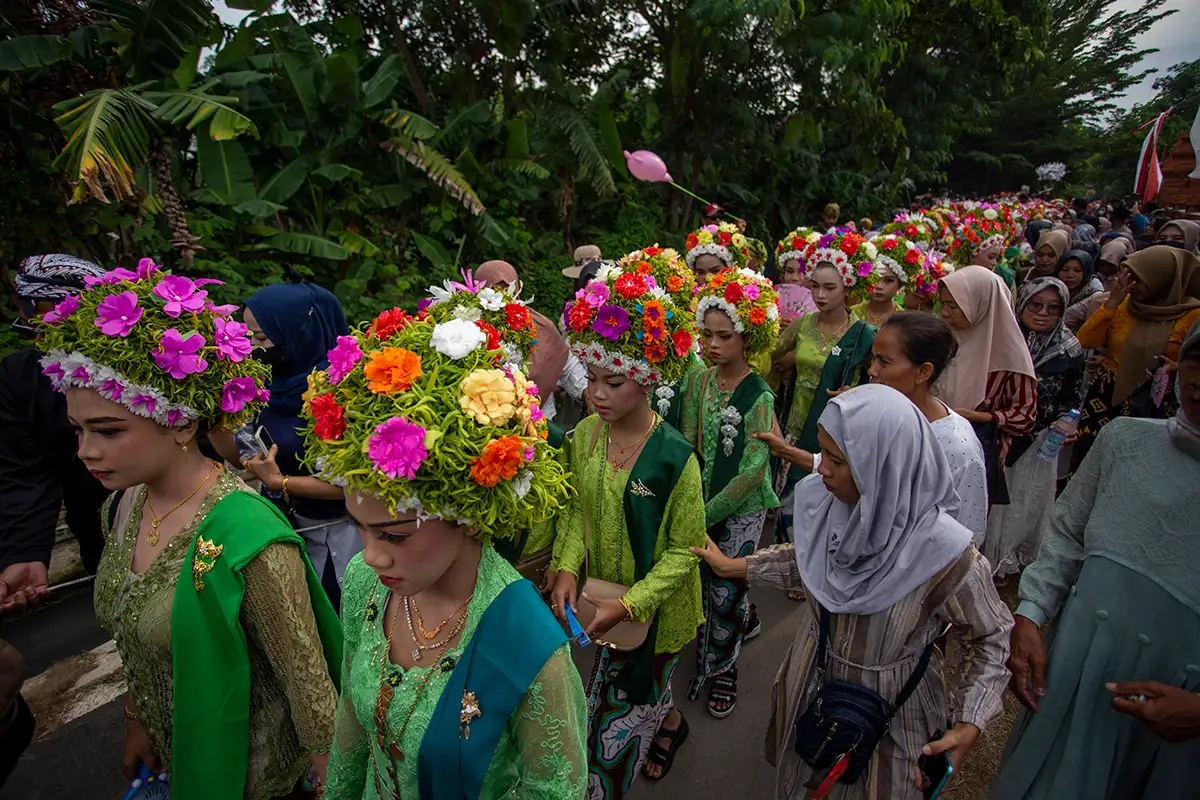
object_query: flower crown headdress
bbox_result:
[865,234,924,289]
[803,229,878,291]
[882,217,935,250]
[563,262,697,387]
[615,245,696,308]
[948,213,1009,266]
[911,250,953,300]
[418,269,537,373]
[695,268,780,358]
[302,312,568,537]
[685,222,750,271]
[37,259,270,428]
[776,227,818,272]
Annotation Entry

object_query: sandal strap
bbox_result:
[709,691,735,703]
[655,723,686,742]
[645,743,671,765]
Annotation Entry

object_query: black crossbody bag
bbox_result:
[793,607,938,786]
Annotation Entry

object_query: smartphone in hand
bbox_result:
[918,730,953,800]
[253,426,276,457]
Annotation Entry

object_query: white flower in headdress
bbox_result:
[646,285,670,302]
[477,288,505,311]
[510,470,533,499]
[597,263,623,283]
[428,281,454,306]
[983,208,999,220]
[452,305,483,322]
[431,319,487,360]
[863,241,878,259]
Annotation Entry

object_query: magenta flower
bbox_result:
[327,336,364,384]
[153,276,209,318]
[214,317,254,362]
[367,416,428,479]
[417,297,434,313]
[206,302,239,317]
[45,295,81,327]
[42,362,65,385]
[130,394,159,416]
[592,304,631,341]
[856,261,873,277]
[136,258,160,282]
[742,284,760,301]
[221,377,259,413]
[70,365,90,382]
[94,291,144,337]
[84,273,121,289]
[100,378,125,402]
[153,329,208,379]
[583,281,610,307]
[166,409,186,427]
[530,405,545,423]
[522,446,536,462]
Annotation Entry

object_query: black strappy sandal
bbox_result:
[642,714,690,781]
[744,603,762,641]
[707,669,737,719]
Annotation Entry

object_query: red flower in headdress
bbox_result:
[718,232,733,246]
[370,308,412,340]
[615,273,648,300]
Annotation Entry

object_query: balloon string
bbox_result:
[668,182,744,223]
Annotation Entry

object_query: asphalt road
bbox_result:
[1,564,806,800]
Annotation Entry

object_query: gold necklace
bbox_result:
[605,416,658,477]
[144,462,220,546]
[403,594,471,662]
[813,313,851,349]
[413,594,473,641]
[863,304,892,326]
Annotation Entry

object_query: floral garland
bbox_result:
[685,221,750,271]
[775,227,818,273]
[881,216,934,250]
[37,259,270,428]
[562,263,697,387]
[911,250,952,300]
[802,229,878,291]
[301,311,569,538]
[615,245,696,308]
[419,269,537,371]
[861,234,924,292]
[694,268,780,358]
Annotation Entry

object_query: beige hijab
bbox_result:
[1157,220,1200,254]
[1099,236,1134,267]
[1112,247,1200,404]
[935,265,1036,409]
[475,260,570,402]
[1036,229,1071,262]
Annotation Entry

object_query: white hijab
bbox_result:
[793,384,974,615]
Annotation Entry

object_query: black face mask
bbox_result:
[254,346,289,369]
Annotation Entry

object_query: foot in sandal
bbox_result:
[786,588,806,602]
[642,710,689,780]
[708,668,737,718]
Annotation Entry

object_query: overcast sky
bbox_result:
[211,0,1198,110]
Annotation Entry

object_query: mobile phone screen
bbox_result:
[255,426,276,455]
[919,750,952,800]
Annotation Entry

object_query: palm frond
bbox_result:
[383,137,485,216]
[382,108,438,141]
[53,89,159,202]
[145,83,259,140]
[93,0,217,80]
[483,158,551,180]
[543,104,616,196]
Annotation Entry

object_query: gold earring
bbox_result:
[180,442,189,454]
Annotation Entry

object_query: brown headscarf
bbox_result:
[474,260,570,402]
[1036,229,1071,262]
[1112,247,1200,404]
[1156,220,1200,254]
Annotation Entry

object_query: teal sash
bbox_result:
[696,370,773,499]
[418,578,566,800]
[796,321,875,455]
[614,423,694,703]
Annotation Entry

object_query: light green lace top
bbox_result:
[93,471,338,800]
[676,368,779,528]
[323,546,588,800]
[775,310,862,438]
[551,415,705,653]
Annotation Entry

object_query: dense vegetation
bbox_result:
[0,0,1193,339]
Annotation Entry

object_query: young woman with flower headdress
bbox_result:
[675,268,780,718]
[849,234,924,327]
[309,304,587,800]
[770,231,876,550]
[950,210,1018,296]
[37,260,341,800]
[553,263,705,793]
[903,251,951,314]
[685,221,752,287]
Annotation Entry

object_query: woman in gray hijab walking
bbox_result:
[694,384,1013,799]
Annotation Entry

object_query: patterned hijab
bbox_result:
[1017,277,1083,373]
[792,384,973,615]
[14,254,106,302]
[1113,247,1200,404]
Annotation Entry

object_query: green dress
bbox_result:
[775,310,864,439]
[323,547,588,799]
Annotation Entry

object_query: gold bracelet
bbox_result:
[281,475,291,503]
[618,596,634,621]
[124,706,137,721]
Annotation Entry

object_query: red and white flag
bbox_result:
[1189,105,1200,180]
[1134,110,1170,201]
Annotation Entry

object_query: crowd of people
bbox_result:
[0,194,1197,800]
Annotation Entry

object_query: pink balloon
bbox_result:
[624,150,673,183]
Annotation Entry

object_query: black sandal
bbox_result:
[642,713,689,781]
[708,669,737,719]
[744,604,762,641]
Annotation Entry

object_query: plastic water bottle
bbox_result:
[1037,409,1080,461]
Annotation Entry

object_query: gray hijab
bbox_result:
[792,384,974,615]
[1168,319,1200,459]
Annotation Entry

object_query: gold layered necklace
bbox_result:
[143,461,221,546]
[813,313,851,350]
[604,415,658,476]
[403,594,471,662]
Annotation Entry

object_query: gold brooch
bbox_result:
[459,690,482,739]
[629,480,655,498]
[192,536,223,591]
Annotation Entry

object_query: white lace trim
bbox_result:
[685,243,734,270]
[39,349,198,426]
[568,341,663,387]
[695,296,745,332]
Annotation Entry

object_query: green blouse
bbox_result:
[551,415,705,654]
[676,368,779,527]
[775,310,863,439]
[323,547,588,800]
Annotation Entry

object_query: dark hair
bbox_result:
[574,259,602,292]
[1111,207,1131,224]
[880,311,959,383]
